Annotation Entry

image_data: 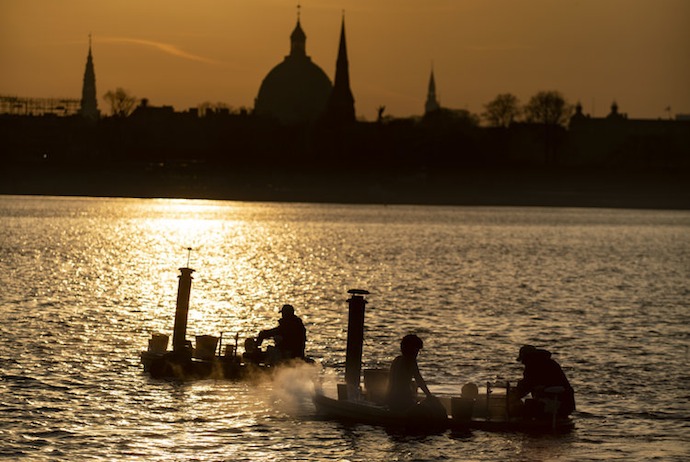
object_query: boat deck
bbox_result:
[313,386,574,434]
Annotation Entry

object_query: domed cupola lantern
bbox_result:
[290,11,307,58]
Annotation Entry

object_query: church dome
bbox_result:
[254,19,332,125]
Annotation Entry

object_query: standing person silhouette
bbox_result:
[256,304,307,360]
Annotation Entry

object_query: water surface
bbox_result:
[1,196,688,461]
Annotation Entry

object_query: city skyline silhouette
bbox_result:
[2,0,689,121]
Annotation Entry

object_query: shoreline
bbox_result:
[2,163,689,210]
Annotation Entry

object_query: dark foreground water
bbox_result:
[1,195,688,461]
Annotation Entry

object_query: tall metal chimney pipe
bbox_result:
[172,267,195,352]
[344,289,369,397]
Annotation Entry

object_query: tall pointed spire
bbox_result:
[324,14,355,125]
[80,34,99,120]
[424,65,440,114]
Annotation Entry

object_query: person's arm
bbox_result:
[412,361,433,397]
[257,326,280,344]
[514,368,533,399]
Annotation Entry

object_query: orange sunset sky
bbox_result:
[2,0,689,121]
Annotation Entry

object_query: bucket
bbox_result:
[337,383,360,400]
[194,335,219,360]
[451,397,475,422]
[148,333,169,353]
[363,368,389,404]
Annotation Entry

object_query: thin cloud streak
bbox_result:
[98,36,227,66]
[464,44,532,52]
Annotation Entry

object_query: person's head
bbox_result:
[516,344,537,363]
[400,334,423,357]
[280,304,295,317]
[245,337,257,353]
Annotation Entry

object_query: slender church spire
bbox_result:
[424,65,440,114]
[80,34,99,120]
[324,14,355,125]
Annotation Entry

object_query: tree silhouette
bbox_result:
[524,91,573,165]
[482,93,521,127]
[524,91,572,127]
[104,88,138,117]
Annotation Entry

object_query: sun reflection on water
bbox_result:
[120,199,292,346]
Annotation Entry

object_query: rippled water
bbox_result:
[1,195,689,461]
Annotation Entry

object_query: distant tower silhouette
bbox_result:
[606,100,626,120]
[80,34,99,120]
[324,15,355,125]
[424,67,440,114]
[610,101,619,116]
[254,7,332,125]
[569,101,588,126]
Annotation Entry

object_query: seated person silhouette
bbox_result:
[386,334,445,423]
[256,304,306,362]
[512,344,576,418]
